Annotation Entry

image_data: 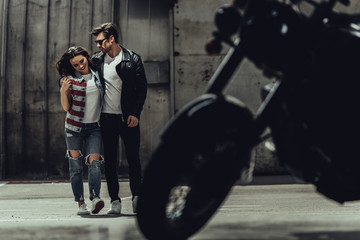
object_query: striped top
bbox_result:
[65,70,103,132]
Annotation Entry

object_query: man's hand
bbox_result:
[127,115,139,127]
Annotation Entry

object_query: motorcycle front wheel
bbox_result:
[136,94,254,240]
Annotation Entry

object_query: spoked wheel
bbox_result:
[137,94,254,240]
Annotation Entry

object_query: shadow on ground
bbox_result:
[294,231,360,240]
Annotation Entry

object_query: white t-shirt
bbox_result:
[82,72,101,123]
[102,51,123,114]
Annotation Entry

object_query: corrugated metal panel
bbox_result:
[0,0,171,179]
[0,0,8,178]
[118,0,169,61]
[116,0,171,172]
[5,0,27,177]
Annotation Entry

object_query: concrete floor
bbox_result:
[1,177,360,240]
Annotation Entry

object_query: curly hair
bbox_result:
[55,46,94,77]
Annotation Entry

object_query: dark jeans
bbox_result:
[100,113,142,202]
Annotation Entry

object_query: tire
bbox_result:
[137,94,254,240]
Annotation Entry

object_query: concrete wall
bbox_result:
[172,0,360,174]
[173,0,283,174]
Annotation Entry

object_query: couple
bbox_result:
[56,23,147,215]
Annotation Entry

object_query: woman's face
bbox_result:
[70,55,90,75]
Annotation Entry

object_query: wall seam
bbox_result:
[0,0,9,179]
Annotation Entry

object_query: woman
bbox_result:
[56,46,105,215]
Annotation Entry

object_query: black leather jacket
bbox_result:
[92,46,147,119]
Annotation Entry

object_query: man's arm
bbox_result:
[132,54,148,118]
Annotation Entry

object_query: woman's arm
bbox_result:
[60,77,72,112]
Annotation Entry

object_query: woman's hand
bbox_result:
[60,77,71,93]
[60,77,72,112]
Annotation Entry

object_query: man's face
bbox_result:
[95,32,112,53]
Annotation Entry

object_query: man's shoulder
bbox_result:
[91,51,105,67]
[92,51,105,61]
[121,46,141,60]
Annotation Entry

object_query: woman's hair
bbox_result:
[55,46,94,77]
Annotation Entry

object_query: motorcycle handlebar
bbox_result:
[328,12,360,25]
[291,0,350,6]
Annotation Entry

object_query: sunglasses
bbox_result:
[95,37,108,45]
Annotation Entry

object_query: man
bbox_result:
[91,23,147,214]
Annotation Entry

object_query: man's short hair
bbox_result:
[91,22,119,43]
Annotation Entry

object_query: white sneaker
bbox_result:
[77,203,90,215]
[91,197,105,214]
[107,199,121,215]
[132,196,138,213]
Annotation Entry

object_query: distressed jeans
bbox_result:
[65,123,103,202]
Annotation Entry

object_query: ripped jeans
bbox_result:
[65,123,103,202]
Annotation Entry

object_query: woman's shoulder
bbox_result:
[67,74,86,87]
[67,75,80,81]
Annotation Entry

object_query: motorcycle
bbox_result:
[136,0,360,239]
